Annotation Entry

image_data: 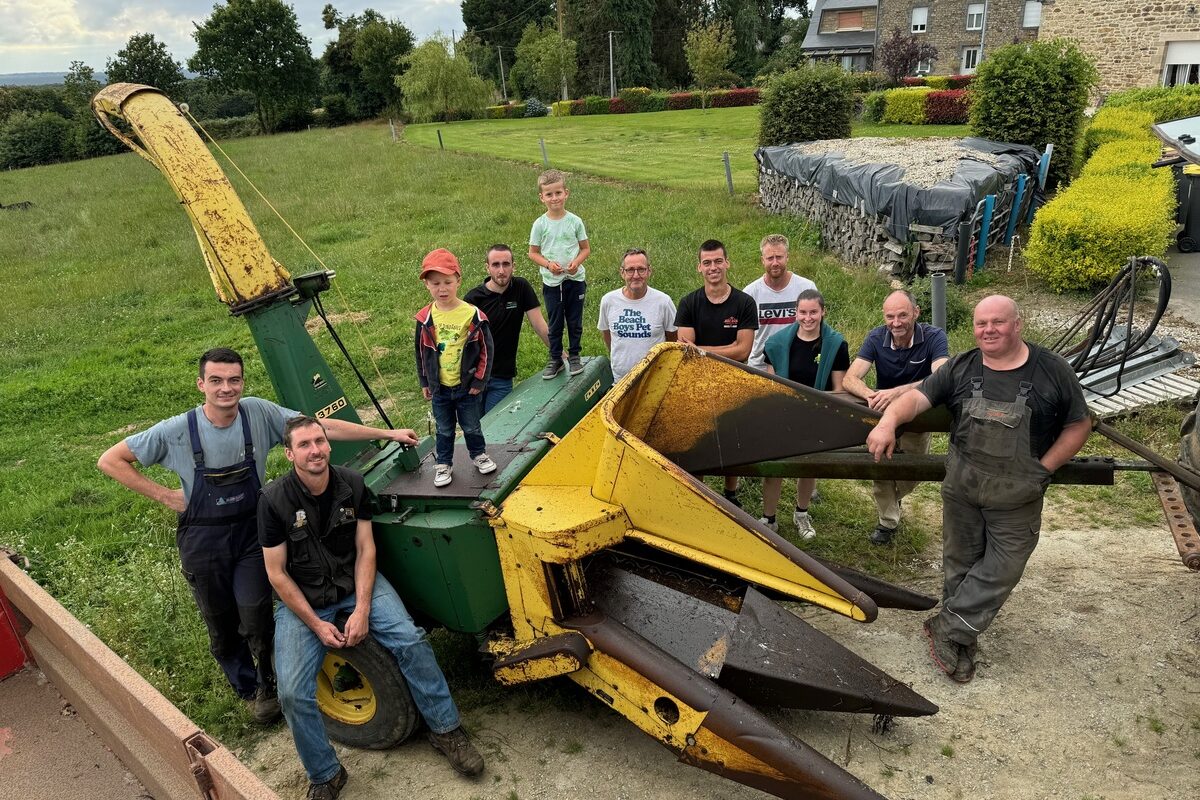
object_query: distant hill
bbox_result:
[0,72,108,87]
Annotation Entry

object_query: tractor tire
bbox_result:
[317,635,418,750]
[1181,406,1200,525]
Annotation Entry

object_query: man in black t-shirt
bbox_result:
[464,244,550,414]
[260,416,484,798]
[675,238,759,505]
[868,296,1091,684]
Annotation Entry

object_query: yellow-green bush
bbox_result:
[551,100,573,117]
[1104,84,1200,121]
[1024,171,1175,292]
[926,76,951,90]
[1080,139,1162,180]
[1080,107,1155,162]
[882,87,933,125]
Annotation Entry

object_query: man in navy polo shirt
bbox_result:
[844,290,949,544]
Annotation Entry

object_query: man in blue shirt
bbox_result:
[844,291,949,545]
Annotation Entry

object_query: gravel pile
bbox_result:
[788,137,1002,188]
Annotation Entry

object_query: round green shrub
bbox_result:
[862,90,888,123]
[0,111,73,168]
[758,64,853,146]
[321,94,351,126]
[970,39,1097,191]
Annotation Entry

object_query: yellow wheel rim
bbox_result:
[316,654,377,725]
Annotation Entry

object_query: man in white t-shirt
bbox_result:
[598,248,677,382]
[743,233,817,369]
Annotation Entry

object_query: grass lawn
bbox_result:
[403,106,971,191]
[0,116,1175,746]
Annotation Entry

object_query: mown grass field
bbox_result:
[0,113,1177,747]
[403,106,971,191]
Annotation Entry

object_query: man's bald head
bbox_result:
[882,290,920,344]
[973,294,1024,360]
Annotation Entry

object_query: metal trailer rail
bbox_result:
[0,551,279,800]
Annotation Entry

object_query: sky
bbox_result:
[0,0,467,74]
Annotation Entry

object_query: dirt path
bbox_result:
[242,524,1200,800]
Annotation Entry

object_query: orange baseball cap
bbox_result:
[420,248,461,278]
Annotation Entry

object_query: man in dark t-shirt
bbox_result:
[464,244,550,414]
[868,295,1091,684]
[675,238,759,505]
[260,416,484,798]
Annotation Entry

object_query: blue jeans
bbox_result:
[543,280,586,361]
[431,383,486,465]
[274,573,461,784]
[480,376,513,415]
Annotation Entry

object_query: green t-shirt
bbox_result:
[529,210,588,287]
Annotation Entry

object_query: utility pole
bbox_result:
[557,0,568,101]
[498,46,508,102]
[608,30,623,98]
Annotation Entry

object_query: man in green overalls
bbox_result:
[867,296,1092,682]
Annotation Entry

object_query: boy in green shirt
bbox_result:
[528,169,591,379]
[414,248,496,488]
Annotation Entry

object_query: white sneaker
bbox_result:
[793,510,816,540]
[758,516,778,532]
[473,453,497,475]
[433,464,453,487]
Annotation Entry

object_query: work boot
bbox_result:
[249,684,281,725]
[793,510,816,540]
[306,765,348,800]
[869,525,896,545]
[951,642,978,684]
[567,355,584,375]
[429,726,485,777]
[922,615,960,678]
[542,359,564,379]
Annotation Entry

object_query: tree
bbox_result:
[61,61,127,159]
[971,39,1097,190]
[756,16,809,79]
[61,61,101,119]
[877,27,938,85]
[717,0,760,80]
[188,0,319,134]
[684,20,736,108]
[320,5,414,118]
[511,23,578,101]
[105,33,186,96]
[397,34,493,122]
[608,0,656,89]
[462,0,554,52]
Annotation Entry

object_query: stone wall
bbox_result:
[877,1,1038,76]
[1039,1,1200,95]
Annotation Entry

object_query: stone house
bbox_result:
[875,1,1042,76]
[801,0,879,71]
[1039,1,1200,95]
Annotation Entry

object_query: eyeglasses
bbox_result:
[621,267,649,275]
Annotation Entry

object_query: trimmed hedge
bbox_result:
[1024,172,1175,291]
[882,87,933,124]
[643,91,669,112]
[709,87,761,108]
[487,103,527,119]
[583,95,610,115]
[618,87,652,112]
[551,100,572,117]
[926,76,951,90]
[1026,101,1172,292]
[609,97,629,114]
[1104,84,1200,123]
[1080,107,1155,163]
[862,90,888,123]
[667,92,702,110]
[197,114,260,140]
[924,89,969,125]
[849,71,888,92]
[759,63,853,146]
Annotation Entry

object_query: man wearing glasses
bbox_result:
[597,248,678,383]
[465,244,551,413]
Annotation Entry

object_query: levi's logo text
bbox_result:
[758,301,796,324]
[723,316,739,328]
[612,308,653,339]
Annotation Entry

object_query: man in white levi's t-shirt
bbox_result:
[743,233,816,369]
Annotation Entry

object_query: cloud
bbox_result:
[0,1,465,74]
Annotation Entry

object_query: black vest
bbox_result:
[261,465,363,609]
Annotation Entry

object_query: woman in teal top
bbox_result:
[760,289,850,539]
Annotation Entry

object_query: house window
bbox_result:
[837,10,864,31]
[1023,1,1042,28]
[1163,42,1200,86]
[912,7,928,33]
[916,58,932,75]
[961,47,980,74]
[966,3,984,31]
